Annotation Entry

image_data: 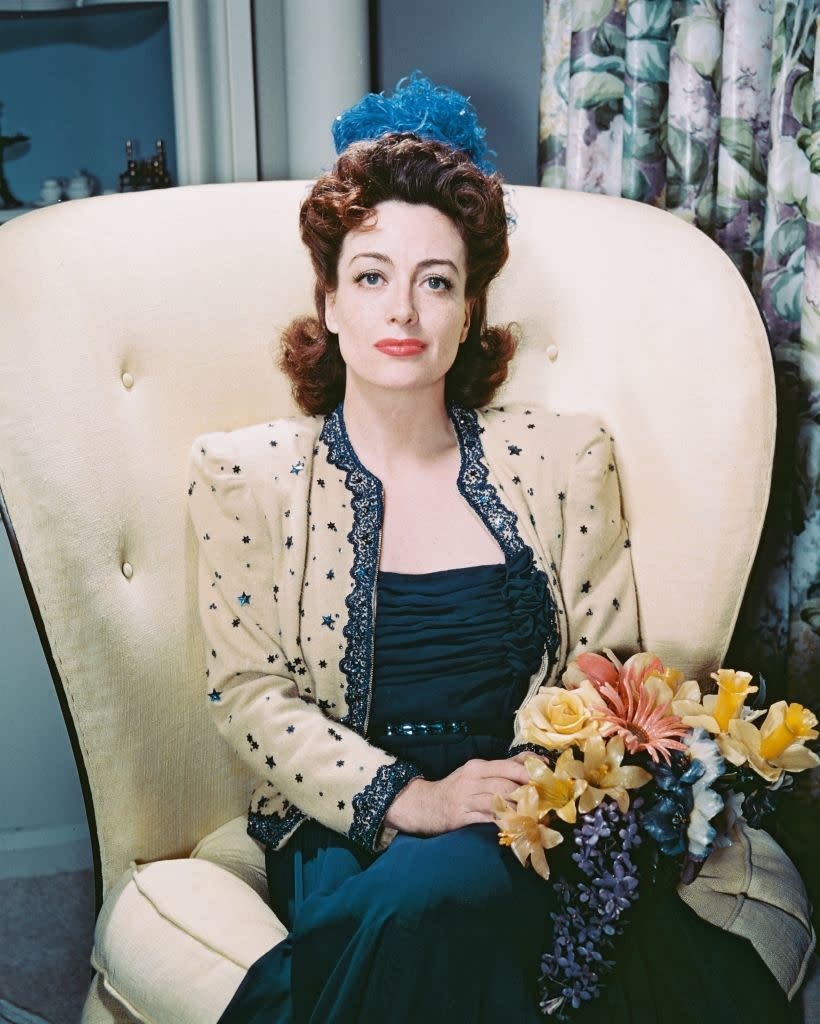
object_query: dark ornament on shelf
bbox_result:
[118,138,173,192]
[0,130,29,210]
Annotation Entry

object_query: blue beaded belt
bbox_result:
[370,718,509,739]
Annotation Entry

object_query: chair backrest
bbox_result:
[0,182,774,900]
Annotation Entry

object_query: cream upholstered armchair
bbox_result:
[0,182,814,1022]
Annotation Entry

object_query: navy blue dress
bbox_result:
[218,552,795,1024]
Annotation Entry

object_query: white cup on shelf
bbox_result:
[39,178,62,204]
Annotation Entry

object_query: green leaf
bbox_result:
[571,51,625,77]
[570,70,624,109]
[591,18,625,58]
[770,265,804,324]
[695,186,715,228]
[791,71,813,130]
[666,122,708,184]
[674,15,722,77]
[539,134,566,167]
[556,57,570,104]
[633,82,667,126]
[571,0,613,33]
[719,117,767,185]
[626,125,663,161]
[622,161,652,202]
[718,152,767,203]
[626,0,672,40]
[625,38,670,83]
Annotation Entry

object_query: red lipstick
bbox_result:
[374,338,427,357]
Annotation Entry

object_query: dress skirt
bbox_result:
[218,557,797,1023]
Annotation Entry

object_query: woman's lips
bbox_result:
[374,338,427,356]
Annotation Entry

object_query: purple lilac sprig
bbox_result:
[538,797,643,1020]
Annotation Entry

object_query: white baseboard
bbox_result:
[0,823,92,879]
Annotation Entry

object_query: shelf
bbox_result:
[0,205,37,224]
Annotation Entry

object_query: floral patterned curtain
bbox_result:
[539,0,819,904]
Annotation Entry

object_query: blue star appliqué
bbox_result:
[290,461,305,475]
[208,689,222,702]
[508,444,522,455]
[321,614,335,630]
[238,592,251,605]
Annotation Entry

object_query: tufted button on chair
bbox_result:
[0,182,816,1022]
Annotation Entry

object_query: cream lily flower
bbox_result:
[493,788,564,880]
[560,735,652,814]
[510,753,586,824]
[517,681,606,751]
[723,701,820,782]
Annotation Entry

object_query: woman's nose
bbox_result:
[388,286,418,325]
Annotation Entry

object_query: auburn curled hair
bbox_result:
[280,133,517,414]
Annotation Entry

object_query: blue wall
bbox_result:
[0,2,175,203]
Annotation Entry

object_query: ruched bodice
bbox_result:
[368,547,552,779]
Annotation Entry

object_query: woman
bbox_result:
[189,77,801,1023]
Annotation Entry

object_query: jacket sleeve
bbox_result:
[557,421,641,668]
[187,433,422,852]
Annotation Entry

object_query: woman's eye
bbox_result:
[425,275,451,291]
[356,271,383,286]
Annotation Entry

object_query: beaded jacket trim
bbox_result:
[248,802,305,848]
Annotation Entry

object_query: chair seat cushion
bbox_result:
[90,857,286,1024]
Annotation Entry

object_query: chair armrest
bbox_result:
[90,858,286,1024]
[191,814,268,900]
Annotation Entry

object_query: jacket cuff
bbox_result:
[508,742,553,761]
[349,760,424,853]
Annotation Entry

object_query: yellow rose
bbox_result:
[517,681,605,751]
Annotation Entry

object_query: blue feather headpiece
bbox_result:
[332,71,497,174]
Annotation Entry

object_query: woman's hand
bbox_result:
[384,757,531,836]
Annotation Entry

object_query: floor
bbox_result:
[0,870,94,1024]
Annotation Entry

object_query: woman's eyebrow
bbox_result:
[348,252,462,274]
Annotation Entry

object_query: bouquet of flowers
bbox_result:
[493,649,819,1020]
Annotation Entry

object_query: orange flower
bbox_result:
[596,671,688,765]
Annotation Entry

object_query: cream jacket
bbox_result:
[188,404,639,853]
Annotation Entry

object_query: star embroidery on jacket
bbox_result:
[558,491,566,501]
[242,535,250,544]
[265,755,275,768]
[581,581,591,594]
[508,445,521,455]
[580,636,588,645]
[612,598,620,610]
[327,569,335,580]
[319,660,327,669]
[285,536,293,549]
[317,478,325,488]
[624,539,631,548]
[580,525,588,534]
[295,774,303,783]
[238,592,251,605]
[208,689,221,702]
[267,654,278,663]
[232,465,241,474]
[322,615,335,630]
[188,483,195,495]
[209,603,217,610]
[246,733,259,750]
[327,522,337,531]
[337,801,345,810]
[270,439,278,447]
[203,533,210,541]
[232,618,240,628]
[286,725,296,734]
[290,461,305,475]
[527,423,535,429]
[512,475,521,484]
[336,759,344,767]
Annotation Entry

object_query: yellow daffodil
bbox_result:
[510,753,586,824]
[517,681,605,751]
[722,701,820,782]
[710,670,757,732]
[492,789,564,880]
[559,735,652,814]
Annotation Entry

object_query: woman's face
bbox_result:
[325,200,472,401]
